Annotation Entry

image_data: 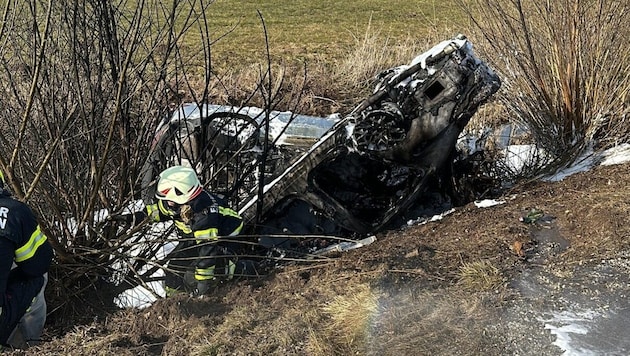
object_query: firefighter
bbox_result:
[110,165,258,295]
[0,170,53,348]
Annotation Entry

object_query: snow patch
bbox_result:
[406,208,455,226]
[545,143,630,181]
[501,144,544,173]
[544,310,601,356]
[474,199,506,208]
[600,143,630,166]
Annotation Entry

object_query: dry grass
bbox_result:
[531,164,630,263]
[182,0,465,69]
[458,260,505,292]
[204,62,345,116]
[360,287,497,356]
[331,22,449,98]
[317,284,379,354]
[22,162,630,355]
[202,26,468,117]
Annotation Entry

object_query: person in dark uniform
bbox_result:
[0,170,53,348]
[111,165,258,296]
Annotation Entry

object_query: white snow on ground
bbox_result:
[543,148,600,182]
[543,305,630,355]
[474,199,506,208]
[544,310,600,356]
[539,255,630,355]
[502,144,545,173]
[599,143,630,166]
[544,143,630,182]
[406,208,455,226]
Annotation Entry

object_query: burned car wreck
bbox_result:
[141,34,501,249]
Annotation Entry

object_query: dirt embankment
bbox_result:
[20,162,630,356]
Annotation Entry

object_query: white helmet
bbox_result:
[155,166,202,205]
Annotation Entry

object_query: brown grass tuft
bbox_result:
[318,284,379,354]
[458,260,505,292]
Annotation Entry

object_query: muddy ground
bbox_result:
[9,161,630,355]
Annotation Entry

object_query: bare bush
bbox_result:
[0,0,320,319]
[461,0,630,176]
[0,0,237,306]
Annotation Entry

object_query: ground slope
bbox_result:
[14,161,630,355]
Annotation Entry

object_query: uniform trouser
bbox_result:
[195,244,261,281]
[164,240,198,293]
[6,273,47,349]
[165,230,241,293]
[165,239,260,294]
[177,242,237,292]
[0,271,46,348]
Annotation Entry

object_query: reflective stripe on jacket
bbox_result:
[15,226,48,263]
[0,192,53,325]
[145,190,243,240]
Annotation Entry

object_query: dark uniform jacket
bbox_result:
[146,190,243,240]
[0,190,53,344]
[140,190,243,282]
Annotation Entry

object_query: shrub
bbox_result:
[462,0,630,176]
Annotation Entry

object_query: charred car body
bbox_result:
[141,34,501,247]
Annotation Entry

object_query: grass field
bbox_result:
[181,0,465,68]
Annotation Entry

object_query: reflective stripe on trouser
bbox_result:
[195,265,215,281]
[225,260,236,280]
[195,260,236,281]
[7,273,48,348]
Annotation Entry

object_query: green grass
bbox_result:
[178,0,464,68]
